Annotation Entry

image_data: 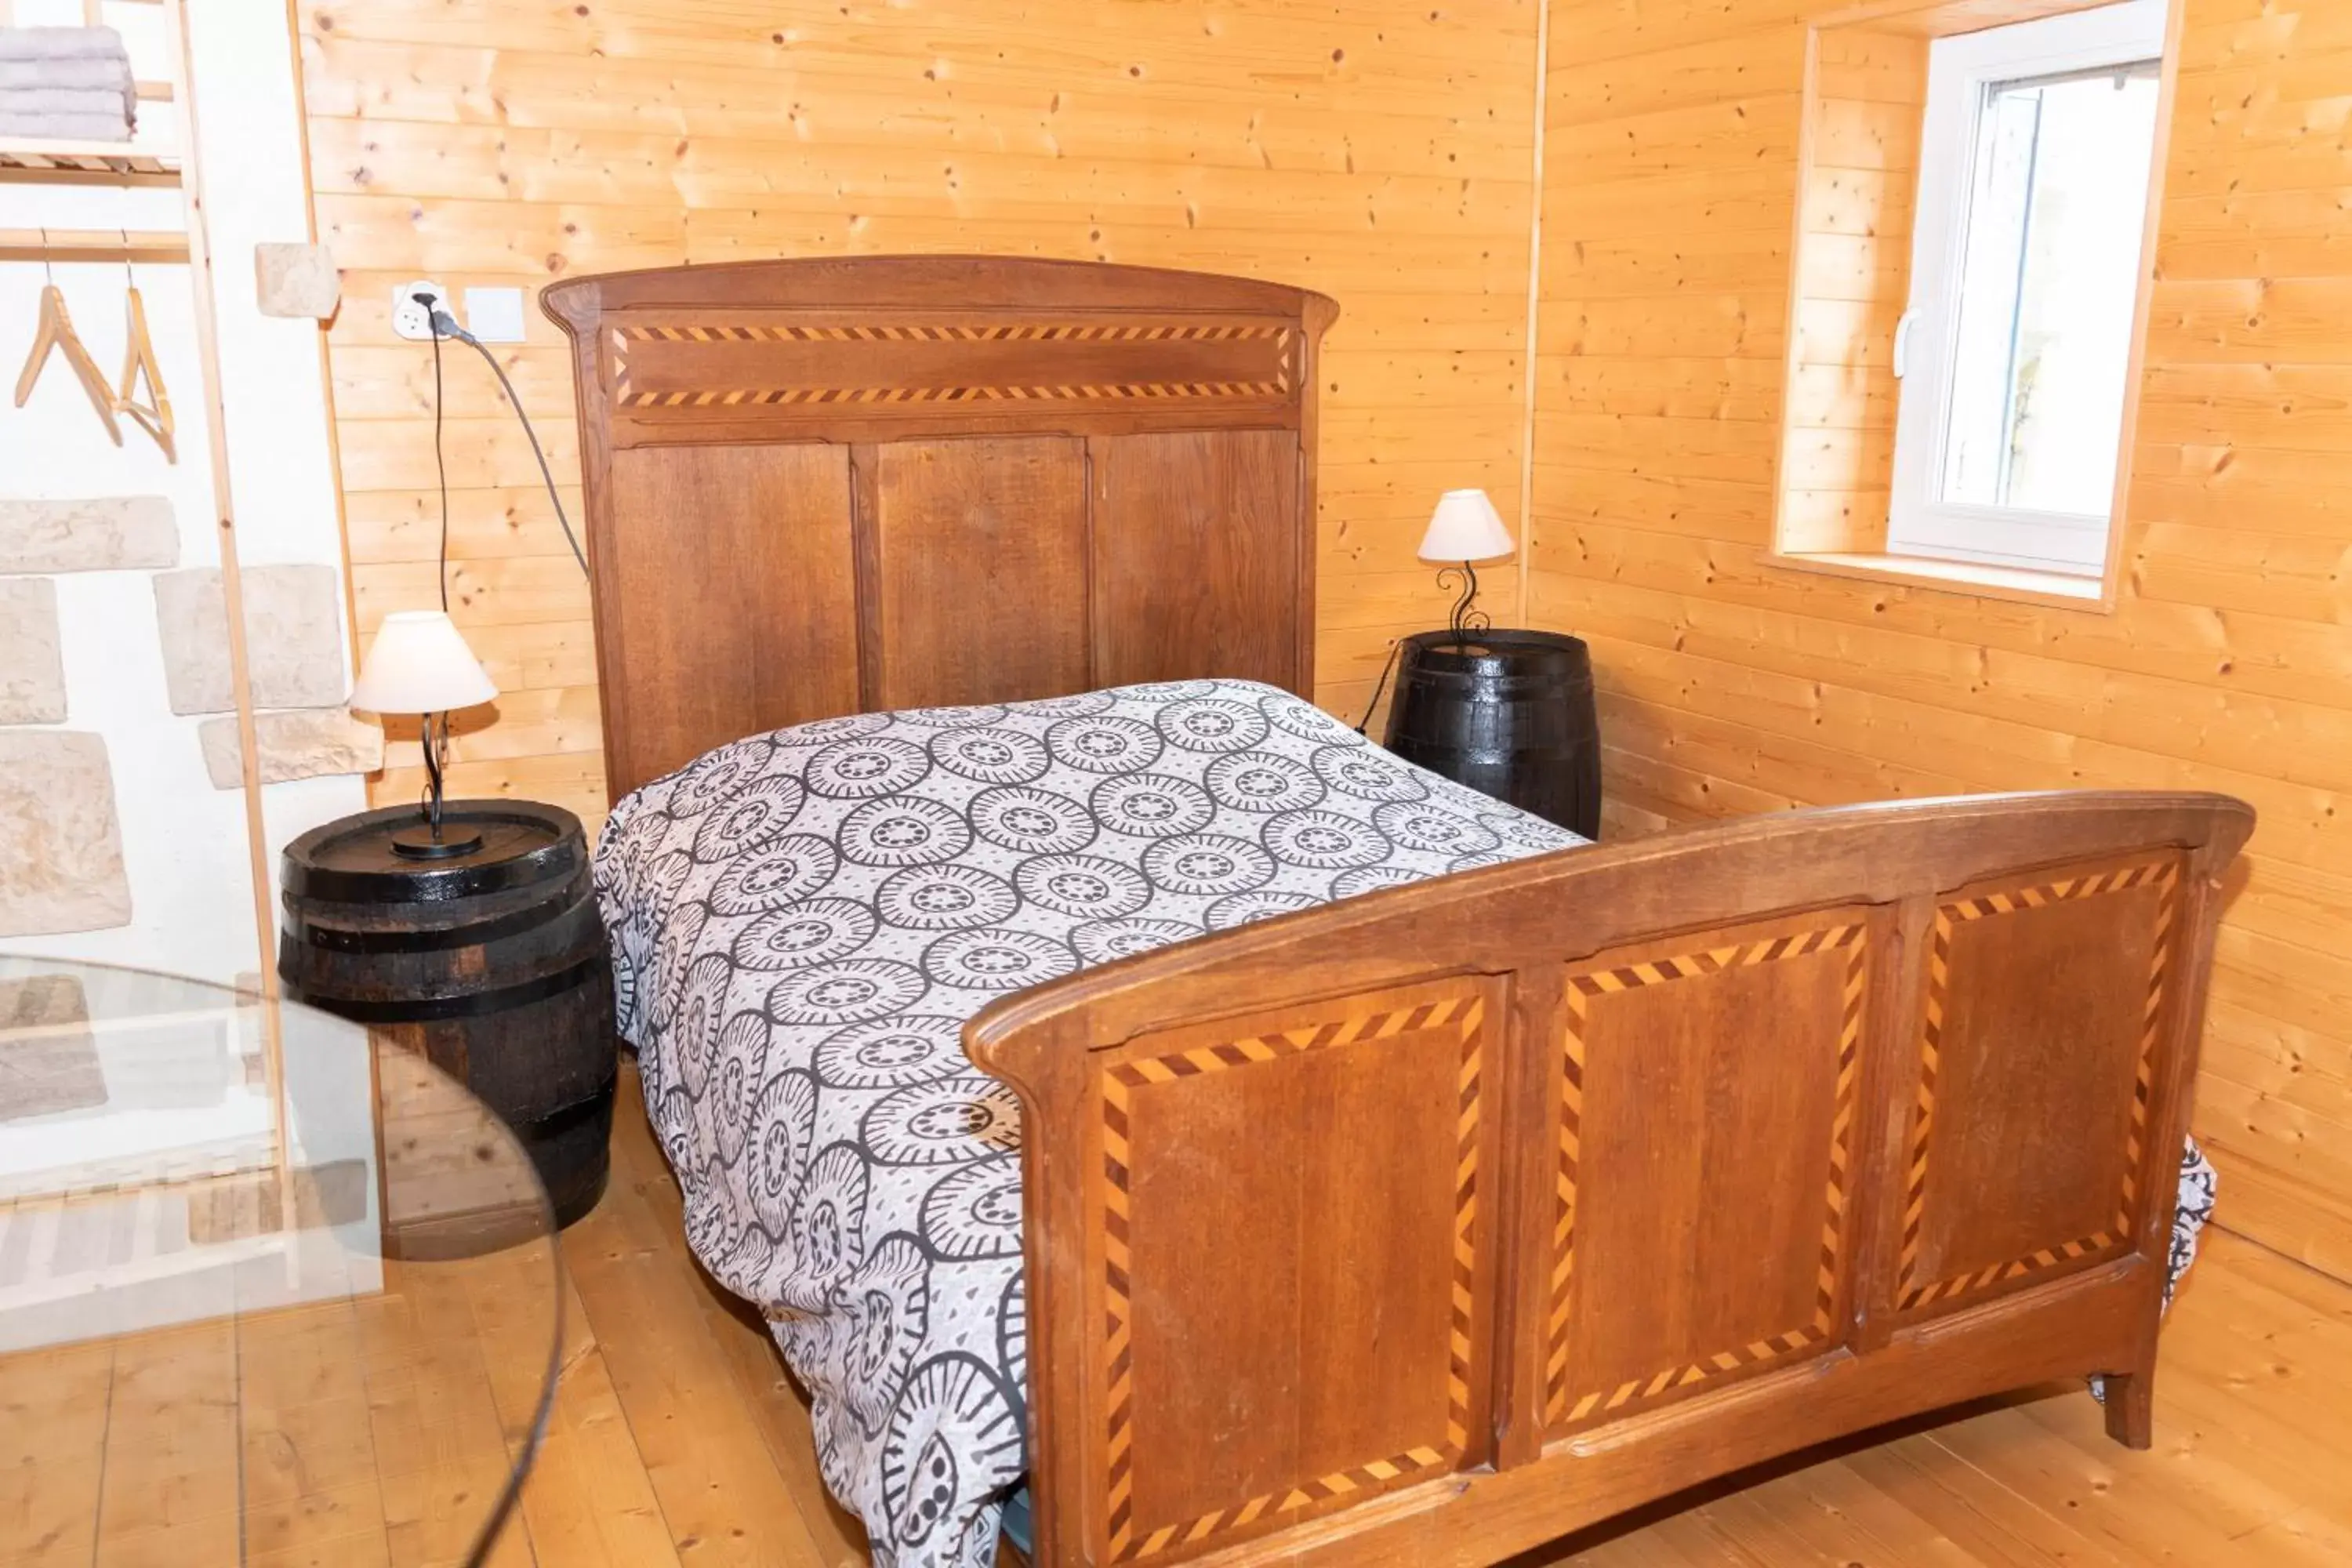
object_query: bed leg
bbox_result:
[2100,1368,2154,1450]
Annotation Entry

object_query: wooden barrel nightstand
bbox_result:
[278,800,618,1227]
[1383,629,1602,838]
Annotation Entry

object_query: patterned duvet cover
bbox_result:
[591,676,2216,1567]
[592,679,1586,1566]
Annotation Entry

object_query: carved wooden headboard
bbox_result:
[541,256,1338,800]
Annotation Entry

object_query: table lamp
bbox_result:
[1417,488,1515,645]
[349,609,499,859]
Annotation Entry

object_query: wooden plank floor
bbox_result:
[524,1071,2352,1568]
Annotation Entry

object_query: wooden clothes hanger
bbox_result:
[15,245,125,445]
[114,250,175,460]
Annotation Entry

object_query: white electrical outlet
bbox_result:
[391,280,451,341]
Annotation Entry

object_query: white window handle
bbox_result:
[1893,310,1919,379]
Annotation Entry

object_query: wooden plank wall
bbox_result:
[1780,26,1924,554]
[1529,0,2352,1280]
[295,0,1542,834]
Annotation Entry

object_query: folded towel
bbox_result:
[0,87,135,117]
[0,26,132,64]
[0,110,134,141]
[0,57,133,92]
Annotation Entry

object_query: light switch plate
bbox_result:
[463,286,528,343]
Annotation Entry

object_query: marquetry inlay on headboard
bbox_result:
[543,256,1338,799]
[606,318,1299,420]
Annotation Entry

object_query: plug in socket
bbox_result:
[391,281,451,341]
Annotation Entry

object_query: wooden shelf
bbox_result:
[0,139,180,180]
[0,226,190,262]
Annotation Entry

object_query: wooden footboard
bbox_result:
[966,791,2250,1568]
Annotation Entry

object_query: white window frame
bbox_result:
[1886,0,2167,577]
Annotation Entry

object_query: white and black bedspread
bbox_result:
[592,678,1588,1566]
[592,677,2220,1568]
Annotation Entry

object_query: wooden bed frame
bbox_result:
[546,257,2252,1568]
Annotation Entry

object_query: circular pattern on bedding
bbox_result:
[808,1347,865,1503]
[921,927,1078,992]
[1261,689,1359,743]
[782,1142,871,1311]
[969,786,1096,854]
[1046,714,1163,775]
[651,1081,695,1174]
[670,953,733,1098]
[644,902,709,1047]
[1142,833,1276,896]
[1014,853,1149,920]
[667,750,753,815]
[1331,863,1423,899]
[815,1014,971,1091]
[709,1021,761,1163]
[1312,743,1429,803]
[745,1069,820,1232]
[889,702,1009,730]
[920,1156,1024,1261]
[1480,808,1583,850]
[806,736,933,800]
[689,776,808,862]
[1089,773,1215,839]
[1069,916,1200,965]
[994,1270,1028,1407]
[878,1355,1025,1558]
[724,1185,785,1287]
[730,898,879,971]
[764,959,927,1025]
[1373,799,1502,856]
[1264,807,1392,870]
[927,726,1049,786]
[786,711,892,744]
[1205,890,1319,930]
[839,797,974,867]
[706,835,840,914]
[641,848,697,909]
[875,865,1020,932]
[840,1236,932,1437]
[1155,696,1270,754]
[1016,689,1115,717]
[1204,750,1324,813]
[860,1076,1023,1167]
[1120,678,1218,702]
[679,1151,746,1274]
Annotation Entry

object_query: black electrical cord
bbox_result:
[428,322,451,612]
[421,300,590,578]
[1353,637,1404,736]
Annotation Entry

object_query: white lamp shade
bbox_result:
[348,610,498,716]
[1417,488,1515,563]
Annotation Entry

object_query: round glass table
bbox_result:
[0,956,562,1566]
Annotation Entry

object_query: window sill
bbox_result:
[1764,550,2114,612]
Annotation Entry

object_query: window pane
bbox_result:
[1940,64,2161,517]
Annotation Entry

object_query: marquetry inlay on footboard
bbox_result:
[1895,853,2185,1316]
[1089,978,1497,1564]
[1545,911,1873,1436]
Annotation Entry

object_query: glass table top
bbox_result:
[0,956,562,1566]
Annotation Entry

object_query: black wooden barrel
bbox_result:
[1384,629,1602,839]
[278,800,615,1228]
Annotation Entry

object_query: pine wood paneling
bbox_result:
[1531,0,2352,1281]
[300,0,1542,834]
[1777,25,1924,553]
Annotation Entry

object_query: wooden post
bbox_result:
[165,0,296,1252]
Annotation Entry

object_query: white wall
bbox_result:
[1,0,363,985]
